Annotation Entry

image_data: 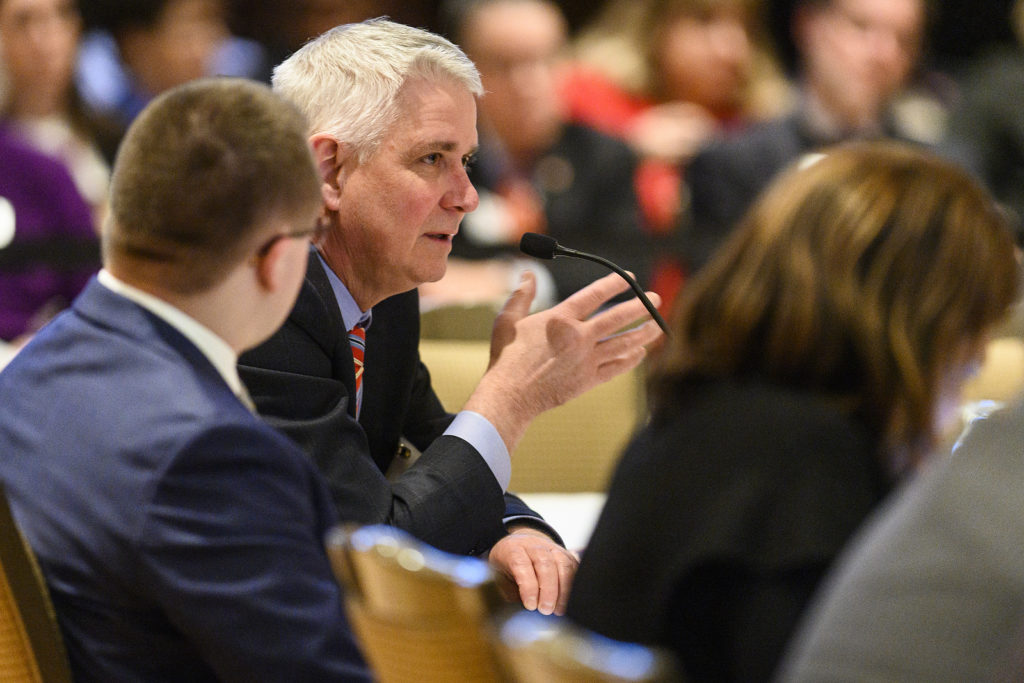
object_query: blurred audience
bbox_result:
[424,0,648,308]
[566,143,1020,682]
[0,122,95,347]
[682,0,941,274]
[560,0,789,308]
[0,0,114,226]
[75,0,264,129]
[941,0,1024,235]
[225,0,409,82]
[0,1,101,351]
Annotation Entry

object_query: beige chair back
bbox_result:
[420,303,500,341]
[0,486,72,683]
[494,609,683,683]
[326,524,506,683]
[419,339,645,492]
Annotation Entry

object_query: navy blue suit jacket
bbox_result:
[0,280,369,682]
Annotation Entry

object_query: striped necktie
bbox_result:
[348,323,366,418]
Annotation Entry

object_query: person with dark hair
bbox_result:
[682,0,935,274]
[567,142,1020,682]
[76,0,258,128]
[0,77,371,680]
[240,18,662,618]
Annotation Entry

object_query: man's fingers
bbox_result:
[595,344,649,384]
[530,549,560,615]
[556,271,633,319]
[497,270,536,323]
[489,533,579,615]
[590,321,661,377]
[587,291,663,339]
[490,270,537,367]
[598,318,663,359]
[503,549,541,611]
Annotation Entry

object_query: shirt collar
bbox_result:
[97,269,247,398]
[315,250,371,331]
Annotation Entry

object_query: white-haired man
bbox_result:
[239,18,662,616]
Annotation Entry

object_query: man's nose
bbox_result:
[445,165,480,213]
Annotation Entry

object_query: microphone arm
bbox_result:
[519,233,670,335]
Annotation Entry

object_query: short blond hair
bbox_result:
[104,78,321,294]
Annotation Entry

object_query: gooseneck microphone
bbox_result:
[519,232,670,335]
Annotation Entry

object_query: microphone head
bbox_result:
[519,232,558,260]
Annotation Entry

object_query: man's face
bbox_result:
[656,5,751,116]
[799,0,923,129]
[465,0,566,160]
[321,77,479,308]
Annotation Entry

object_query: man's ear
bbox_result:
[309,134,354,212]
[253,234,291,294]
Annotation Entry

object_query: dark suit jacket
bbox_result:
[239,255,549,555]
[0,280,369,682]
[568,378,891,682]
[779,397,1024,681]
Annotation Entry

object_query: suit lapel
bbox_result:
[303,252,359,418]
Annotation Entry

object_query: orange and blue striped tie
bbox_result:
[348,323,366,418]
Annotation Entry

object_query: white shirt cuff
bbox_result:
[445,410,511,491]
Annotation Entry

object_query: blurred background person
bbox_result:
[560,0,789,309]
[0,0,114,226]
[75,0,264,130]
[424,0,648,310]
[225,0,408,83]
[682,0,940,275]
[941,0,1024,238]
[566,142,1020,682]
[0,113,93,350]
[0,6,101,353]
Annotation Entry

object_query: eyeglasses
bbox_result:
[254,223,328,259]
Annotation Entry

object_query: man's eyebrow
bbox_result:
[409,141,478,156]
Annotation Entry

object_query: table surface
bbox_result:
[518,492,607,556]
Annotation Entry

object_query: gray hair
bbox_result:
[272,17,483,163]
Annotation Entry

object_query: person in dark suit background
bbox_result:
[682,0,933,273]
[0,78,372,680]
[422,0,648,309]
[567,143,1019,681]
[238,18,662,618]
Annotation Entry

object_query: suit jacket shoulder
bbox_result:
[0,281,369,681]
